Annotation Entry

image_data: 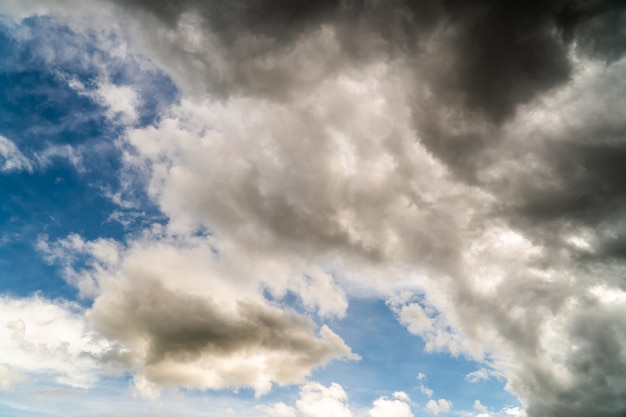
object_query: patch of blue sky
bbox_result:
[0,16,175,300]
[308,297,520,413]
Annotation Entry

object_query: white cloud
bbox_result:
[369,392,413,417]
[68,77,141,125]
[466,369,495,383]
[261,384,416,417]
[426,399,452,415]
[0,295,113,388]
[503,407,525,417]
[419,384,434,398]
[393,391,411,402]
[0,135,84,175]
[474,400,488,413]
[296,382,353,417]
[35,144,84,172]
[398,303,433,335]
[0,135,33,173]
[94,82,140,124]
[414,373,433,398]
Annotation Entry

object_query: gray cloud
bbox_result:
[41,232,359,397]
[89,277,355,393]
[105,0,625,182]
[107,0,605,108]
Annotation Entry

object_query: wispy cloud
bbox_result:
[0,135,33,173]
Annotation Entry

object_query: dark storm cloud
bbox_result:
[107,0,625,182]
[3,0,623,172]
[484,55,626,263]
[112,0,620,114]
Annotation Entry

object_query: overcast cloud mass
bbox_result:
[1,1,626,416]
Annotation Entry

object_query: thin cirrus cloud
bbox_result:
[0,1,625,417]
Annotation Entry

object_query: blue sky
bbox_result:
[1,3,625,417]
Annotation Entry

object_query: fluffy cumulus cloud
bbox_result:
[296,382,354,417]
[1,1,626,416]
[369,391,414,417]
[426,398,452,415]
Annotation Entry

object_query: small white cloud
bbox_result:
[0,135,33,173]
[474,400,488,413]
[296,382,354,417]
[466,368,494,383]
[418,382,433,398]
[369,395,414,417]
[68,76,141,125]
[415,371,433,397]
[503,407,524,416]
[426,399,452,415]
[35,144,84,172]
[94,82,141,124]
[393,391,411,402]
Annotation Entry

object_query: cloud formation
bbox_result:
[3,1,626,416]
[42,232,358,397]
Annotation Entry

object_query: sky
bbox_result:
[0,1,625,416]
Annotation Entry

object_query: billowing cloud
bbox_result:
[2,1,626,416]
[41,232,358,397]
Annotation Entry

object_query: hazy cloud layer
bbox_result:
[3,1,626,416]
